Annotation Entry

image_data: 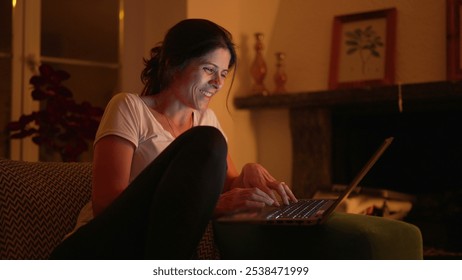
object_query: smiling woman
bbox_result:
[149,48,231,116]
[49,18,296,260]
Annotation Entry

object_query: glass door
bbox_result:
[39,0,120,161]
[8,0,120,161]
[40,0,120,107]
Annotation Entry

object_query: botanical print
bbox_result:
[345,25,384,75]
[338,18,386,83]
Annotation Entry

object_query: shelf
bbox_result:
[234,80,462,111]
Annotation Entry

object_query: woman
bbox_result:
[50,18,297,260]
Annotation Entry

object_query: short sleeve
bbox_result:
[94,93,141,148]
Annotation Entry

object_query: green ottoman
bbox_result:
[214,212,423,259]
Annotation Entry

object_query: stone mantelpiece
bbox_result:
[234,80,462,198]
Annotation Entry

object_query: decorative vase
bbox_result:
[274,52,287,94]
[250,33,269,95]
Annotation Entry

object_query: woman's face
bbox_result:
[171,48,231,111]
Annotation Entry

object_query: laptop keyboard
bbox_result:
[266,199,328,219]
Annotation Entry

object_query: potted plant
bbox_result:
[6,64,103,162]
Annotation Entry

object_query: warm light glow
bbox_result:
[119,9,124,21]
[12,0,16,8]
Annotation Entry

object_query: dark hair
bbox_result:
[140,19,237,96]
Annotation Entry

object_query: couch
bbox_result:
[0,157,423,259]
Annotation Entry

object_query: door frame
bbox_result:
[11,0,40,161]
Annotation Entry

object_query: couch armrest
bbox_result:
[0,158,92,259]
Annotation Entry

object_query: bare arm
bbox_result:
[91,135,135,216]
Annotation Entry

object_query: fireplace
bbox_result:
[235,80,462,258]
[331,106,462,195]
[331,104,462,258]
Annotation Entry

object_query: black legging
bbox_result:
[49,126,227,259]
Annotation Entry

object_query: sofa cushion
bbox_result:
[0,158,92,259]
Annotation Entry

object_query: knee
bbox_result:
[187,126,228,156]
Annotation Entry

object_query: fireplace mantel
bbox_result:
[234,81,462,110]
[234,80,462,197]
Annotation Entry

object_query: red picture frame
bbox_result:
[447,0,462,80]
[328,8,397,89]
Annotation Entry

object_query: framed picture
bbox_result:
[447,0,462,80]
[328,8,397,89]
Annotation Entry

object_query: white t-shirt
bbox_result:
[67,92,226,236]
[95,92,226,183]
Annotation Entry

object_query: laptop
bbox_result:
[217,137,394,226]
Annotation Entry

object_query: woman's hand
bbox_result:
[214,187,275,217]
[229,163,298,206]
